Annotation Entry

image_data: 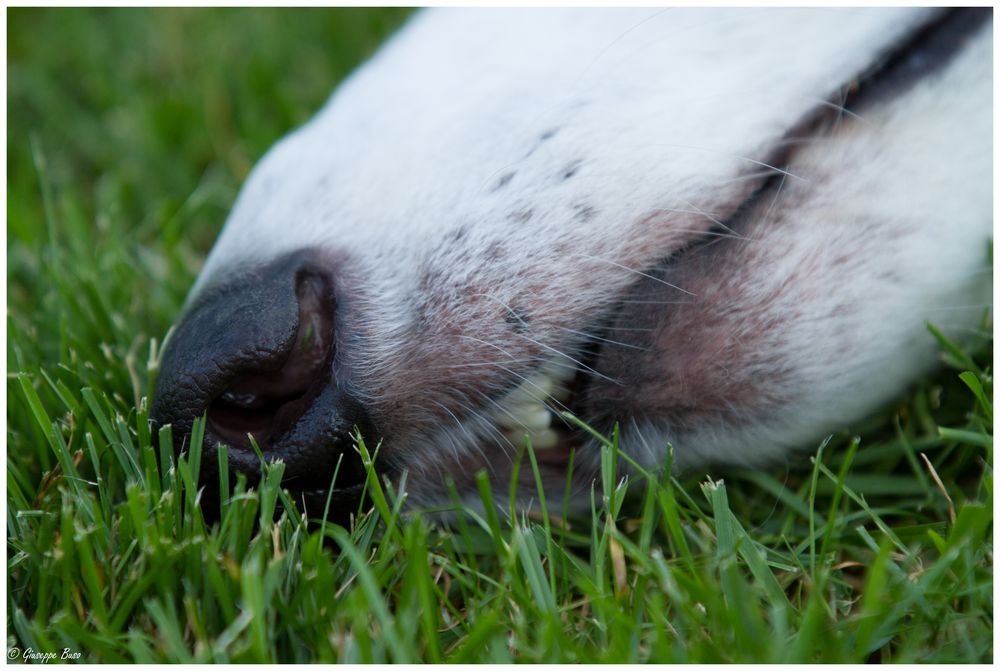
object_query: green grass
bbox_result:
[7,8,994,663]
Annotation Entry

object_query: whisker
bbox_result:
[579,254,696,296]
[430,399,482,457]
[451,396,516,460]
[645,142,809,183]
[596,326,657,332]
[473,390,534,442]
[457,334,518,360]
[554,325,650,352]
[514,330,623,386]
[444,359,540,370]
[816,97,868,125]
[596,298,694,306]
[639,221,749,242]
[759,171,787,228]
[673,198,746,239]
[471,292,534,328]
[717,168,789,185]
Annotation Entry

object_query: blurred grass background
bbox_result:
[6,8,993,663]
[9,7,411,353]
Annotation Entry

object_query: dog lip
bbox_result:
[767,6,992,152]
[486,11,997,455]
[851,8,991,106]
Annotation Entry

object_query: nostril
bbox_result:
[208,270,335,453]
[152,248,377,513]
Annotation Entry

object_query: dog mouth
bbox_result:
[490,359,579,452]
[483,327,615,459]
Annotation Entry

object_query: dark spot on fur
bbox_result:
[508,208,534,224]
[561,160,582,181]
[573,203,597,222]
[484,241,507,261]
[492,172,516,191]
[524,128,560,158]
[555,240,573,256]
[506,306,531,332]
[446,226,468,242]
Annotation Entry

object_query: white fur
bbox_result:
[189,9,992,509]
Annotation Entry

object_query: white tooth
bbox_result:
[496,360,578,431]
[511,406,552,431]
[507,398,545,412]
[529,374,554,397]
[498,403,552,433]
[502,427,558,450]
[527,428,559,450]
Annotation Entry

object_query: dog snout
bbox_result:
[151,249,371,503]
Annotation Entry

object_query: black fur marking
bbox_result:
[561,160,582,181]
[492,171,516,191]
[524,128,560,158]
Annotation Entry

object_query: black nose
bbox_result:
[151,249,372,512]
